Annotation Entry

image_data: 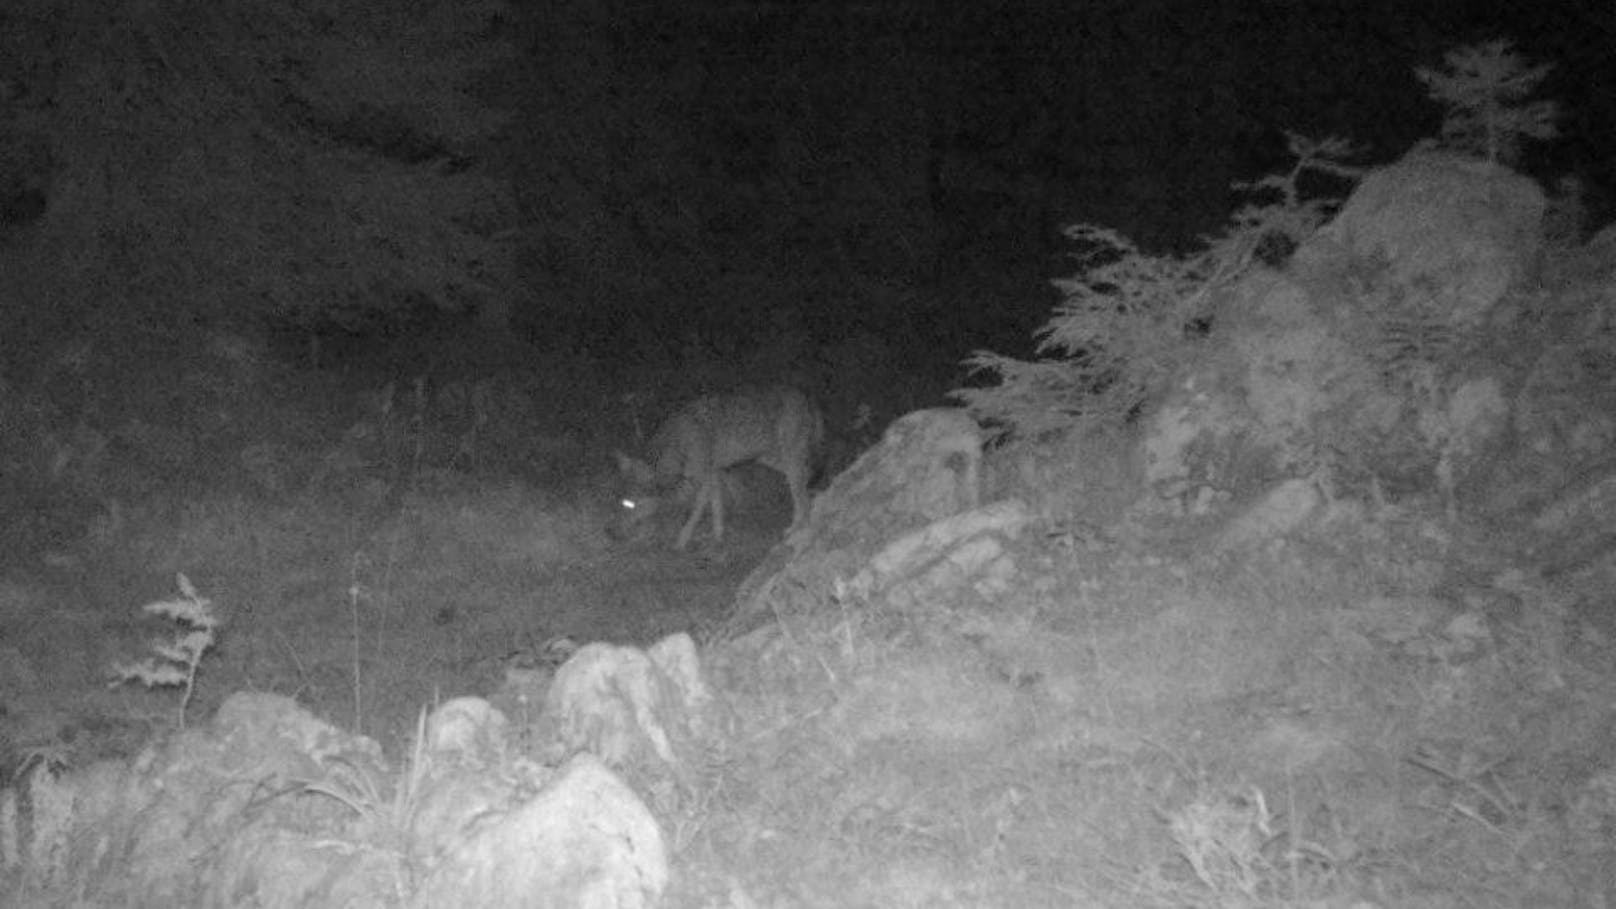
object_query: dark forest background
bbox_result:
[3,0,1610,379]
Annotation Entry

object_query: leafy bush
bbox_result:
[957,133,1358,441]
[110,574,222,729]
[959,36,1559,446]
[1414,39,1558,166]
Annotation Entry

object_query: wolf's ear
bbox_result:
[614,451,657,484]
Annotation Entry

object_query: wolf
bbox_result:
[613,386,824,549]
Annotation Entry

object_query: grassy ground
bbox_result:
[3,342,1613,907]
